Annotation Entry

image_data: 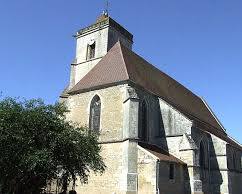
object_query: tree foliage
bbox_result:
[0,97,105,194]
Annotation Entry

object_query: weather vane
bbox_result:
[104,0,109,16]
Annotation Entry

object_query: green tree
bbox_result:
[0,97,105,194]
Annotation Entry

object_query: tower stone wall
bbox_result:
[69,15,133,88]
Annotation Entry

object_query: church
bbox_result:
[60,13,242,194]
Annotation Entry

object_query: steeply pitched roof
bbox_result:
[68,42,241,150]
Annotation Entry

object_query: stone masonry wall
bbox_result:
[63,83,242,194]
[65,85,127,193]
[76,27,109,64]
[158,98,193,156]
[159,98,192,137]
[137,146,157,194]
[158,162,185,194]
[66,85,125,142]
[75,142,126,194]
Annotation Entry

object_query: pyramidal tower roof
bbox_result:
[68,41,241,150]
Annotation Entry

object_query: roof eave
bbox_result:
[200,97,226,132]
[68,80,130,95]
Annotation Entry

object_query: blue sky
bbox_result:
[0,0,241,143]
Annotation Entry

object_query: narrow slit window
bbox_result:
[240,155,242,169]
[199,141,207,179]
[169,163,175,180]
[138,100,148,141]
[233,152,237,170]
[199,142,205,168]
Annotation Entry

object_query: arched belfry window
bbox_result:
[89,95,101,132]
[139,100,148,141]
[87,40,95,60]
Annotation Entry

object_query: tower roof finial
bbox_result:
[104,0,109,16]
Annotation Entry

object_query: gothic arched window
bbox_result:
[89,95,101,132]
[139,100,148,141]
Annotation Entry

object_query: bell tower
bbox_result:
[69,13,133,88]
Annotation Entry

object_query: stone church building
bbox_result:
[60,13,242,194]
